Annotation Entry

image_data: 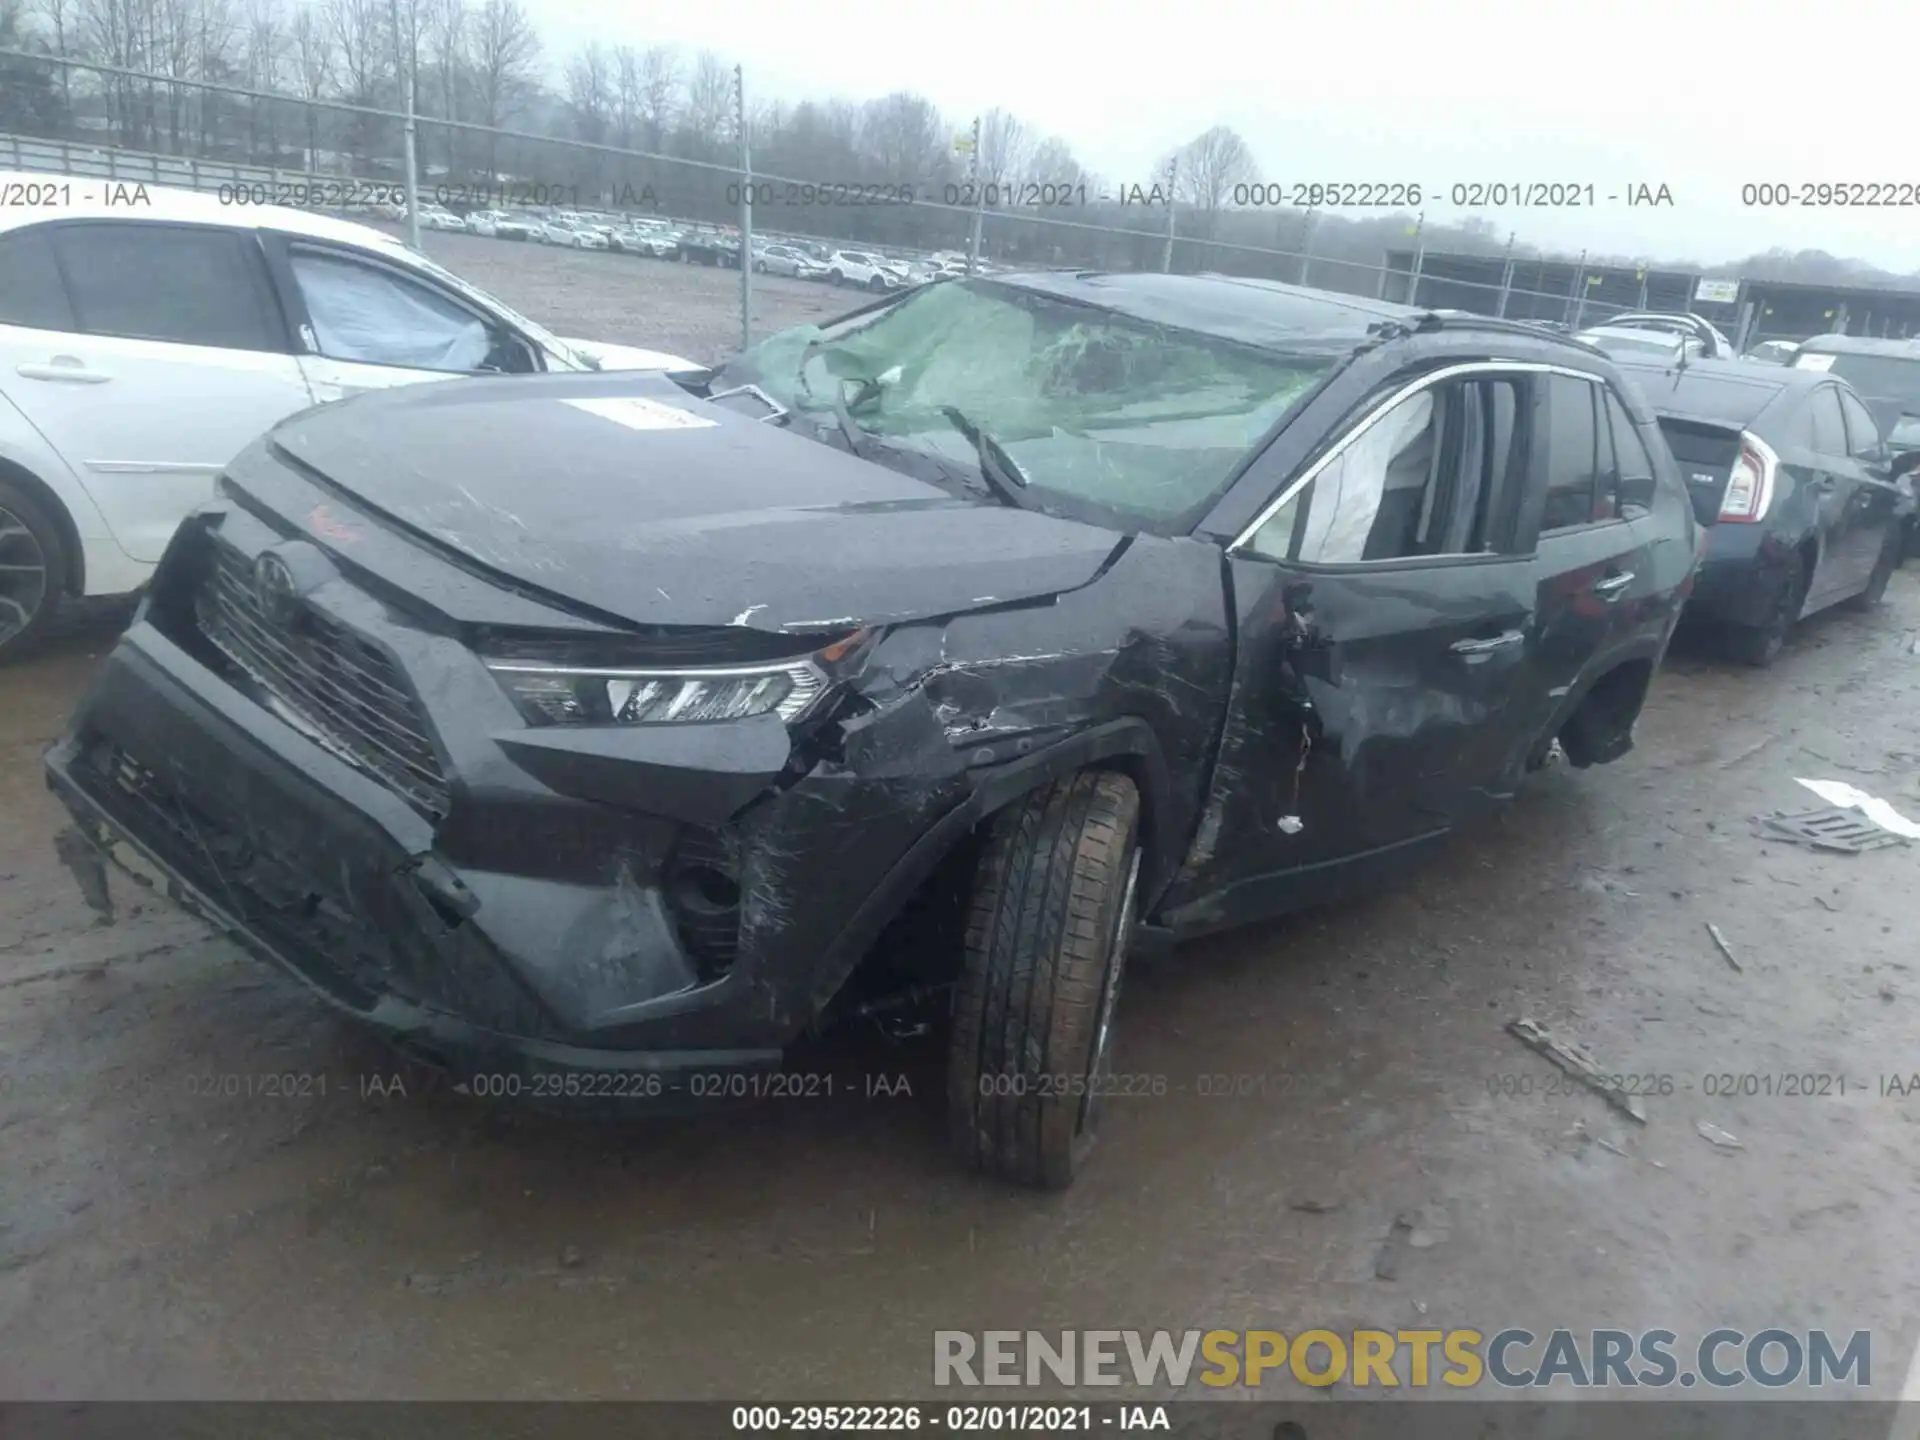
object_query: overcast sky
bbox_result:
[521,0,1920,271]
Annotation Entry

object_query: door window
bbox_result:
[0,228,76,331]
[1807,386,1848,456]
[1836,388,1882,458]
[1244,373,1524,563]
[1602,390,1658,516]
[288,246,522,372]
[52,223,284,352]
[1540,374,1606,532]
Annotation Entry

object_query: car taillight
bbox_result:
[1719,432,1778,523]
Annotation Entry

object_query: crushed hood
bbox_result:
[264,371,1126,634]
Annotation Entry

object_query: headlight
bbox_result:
[484,631,870,727]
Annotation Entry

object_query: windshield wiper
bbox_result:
[941,406,1036,511]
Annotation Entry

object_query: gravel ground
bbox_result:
[2,250,1919,1407]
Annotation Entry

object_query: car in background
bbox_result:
[491,211,541,242]
[825,250,910,291]
[418,204,466,232]
[754,243,826,278]
[611,226,680,259]
[45,276,1703,1190]
[1793,335,1920,558]
[1615,356,1916,665]
[1600,312,1735,360]
[1576,325,1695,363]
[0,175,700,659]
[539,218,607,249]
[1744,339,1800,366]
[464,209,506,238]
[679,230,743,267]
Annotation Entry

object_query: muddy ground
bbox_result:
[2,243,1919,1403]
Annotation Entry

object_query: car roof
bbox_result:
[0,170,417,256]
[1610,355,1829,425]
[982,271,1565,359]
[1794,333,1920,358]
[1580,325,1683,344]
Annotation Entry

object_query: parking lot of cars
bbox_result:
[5,197,1920,1395]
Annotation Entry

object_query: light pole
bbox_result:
[736,64,751,350]
[388,0,420,250]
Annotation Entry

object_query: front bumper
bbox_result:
[44,507,981,1089]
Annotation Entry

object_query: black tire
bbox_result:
[829,270,844,287]
[1845,530,1899,611]
[948,771,1142,1190]
[868,274,887,292]
[0,477,67,664]
[754,260,767,274]
[1728,552,1806,668]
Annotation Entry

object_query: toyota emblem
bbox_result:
[252,550,302,626]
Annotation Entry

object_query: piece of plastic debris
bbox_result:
[1506,1018,1648,1123]
[1275,815,1304,835]
[1696,1121,1744,1150]
[1795,778,1920,841]
[1289,1198,1342,1214]
[1705,922,1742,973]
[1759,806,1908,853]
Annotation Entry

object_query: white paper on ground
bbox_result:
[562,395,717,430]
[1794,777,1920,841]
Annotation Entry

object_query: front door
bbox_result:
[1163,364,1542,930]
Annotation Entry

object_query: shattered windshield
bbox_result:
[715,279,1336,529]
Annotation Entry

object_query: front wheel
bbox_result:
[948,771,1142,1190]
[868,274,887,292]
[1846,530,1900,611]
[0,478,67,663]
[829,270,844,286]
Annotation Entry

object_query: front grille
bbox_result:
[194,539,451,819]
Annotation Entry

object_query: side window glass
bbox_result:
[1604,391,1658,516]
[289,247,504,373]
[1592,383,1620,521]
[1776,402,1817,451]
[1837,389,1881,458]
[54,223,281,351]
[1808,387,1848,456]
[0,228,76,331]
[1244,374,1527,564]
[1541,374,1602,531]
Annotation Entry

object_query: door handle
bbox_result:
[1450,629,1525,656]
[17,359,112,384]
[1592,571,1635,599]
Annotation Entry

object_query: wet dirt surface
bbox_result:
[2,251,1918,1402]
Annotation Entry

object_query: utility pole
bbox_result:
[1297,205,1317,286]
[1569,250,1590,329]
[1495,230,1516,317]
[963,116,984,276]
[389,0,420,250]
[1406,212,1426,305]
[1160,158,1178,273]
[736,64,751,350]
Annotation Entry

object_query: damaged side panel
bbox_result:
[1158,550,1538,935]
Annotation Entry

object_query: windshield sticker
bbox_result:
[562,395,717,431]
[1795,353,1837,371]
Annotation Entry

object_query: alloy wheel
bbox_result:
[0,504,50,647]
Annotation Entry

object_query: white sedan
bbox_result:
[539,219,607,249]
[0,174,701,658]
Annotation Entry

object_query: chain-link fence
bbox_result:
[8,48,1913,353]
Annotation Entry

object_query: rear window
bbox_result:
[0,227,75,331]
[1804,352,1920,412]
[53,223,283,352]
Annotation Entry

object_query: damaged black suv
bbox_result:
[46,273,1704,1189]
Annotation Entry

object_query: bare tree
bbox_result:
[287,2,331,166]
[28,0,78,123]
[563,40,609,143]
[679,48,730,157]
[467,0,538,178]
[635,42,676,151]
[424,0,462,172]
[976,106,1030,192]
[857,90,944,186]
[240,0,282,160]
[1169,124,1257,238]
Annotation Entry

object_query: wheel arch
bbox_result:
[0,454,86,596]
[1555,649,1659,768]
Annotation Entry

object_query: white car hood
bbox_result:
[557,337,704,374]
